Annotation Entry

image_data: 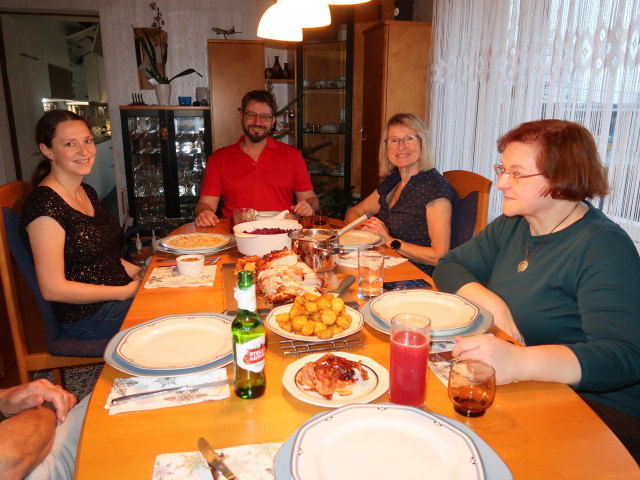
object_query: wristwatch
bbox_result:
[390,239,402,250]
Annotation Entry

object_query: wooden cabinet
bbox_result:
[296,27,353,198]
[360,21,433,197]
[207,40,265,150]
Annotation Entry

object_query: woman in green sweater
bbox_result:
[433,119,640,461]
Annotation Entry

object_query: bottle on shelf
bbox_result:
[271,56,283,79]
[232,271,266,399]
[283,62,290,79]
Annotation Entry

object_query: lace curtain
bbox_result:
[430,0,640,250]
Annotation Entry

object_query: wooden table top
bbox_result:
[74,220,639,479]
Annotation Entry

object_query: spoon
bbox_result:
[335,212,374,237]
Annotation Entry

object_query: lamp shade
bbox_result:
[257,2,303,41]
[294,0,331,28]
[327,0,371,4]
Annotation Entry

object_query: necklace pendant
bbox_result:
[517,259,528,273]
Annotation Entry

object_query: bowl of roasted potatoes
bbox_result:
[264,292,364,342]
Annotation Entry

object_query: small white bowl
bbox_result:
[176,254,205,275]
[233,219,302,257]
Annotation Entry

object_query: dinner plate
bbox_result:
[264,304,364,342]
[282,352,389,408]
[361,300,493,340]
[116,315,232,370]
[255,210,281,220]
[159,233,234,253]
[289,404,485,480]
[369,290,479,334]
[274,407,512,480]
[104,314,234,377]
[338,230,385,249]
[154,236,236,256]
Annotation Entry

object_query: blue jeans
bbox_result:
[60,298,133,340]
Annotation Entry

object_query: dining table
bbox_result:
[74,219,639,479]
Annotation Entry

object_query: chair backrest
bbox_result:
[444,170,493,242]
[0,181,103,384]
[3,206,61,349]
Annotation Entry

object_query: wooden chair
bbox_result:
[444,170,493,247]
[0,181,104,386]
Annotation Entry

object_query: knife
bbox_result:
[198,437,238,480]
[328,274,355,296]
[110,379,230,406]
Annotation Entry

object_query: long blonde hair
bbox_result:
[379,113,434,176]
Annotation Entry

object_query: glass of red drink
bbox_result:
[389,313,431,407]
[448,359,496,417]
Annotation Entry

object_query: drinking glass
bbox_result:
[389,313,431,407]
[448,359,496,417]
[312,206,329,226]
[231,208,256,230]
[357,245,385,300]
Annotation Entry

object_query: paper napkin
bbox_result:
[105,368,229,415]
[152,443,282,480]
[337,251,408,269]
[430,340,455,386]
[144,265,217,289]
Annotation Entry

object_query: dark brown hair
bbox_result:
[31,110,91,186]
[497,119,609,200]
[240,90,278,116]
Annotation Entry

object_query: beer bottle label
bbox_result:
[235,335,265,373]
[235,286,257,311]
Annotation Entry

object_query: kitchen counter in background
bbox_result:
[93,134,112,145]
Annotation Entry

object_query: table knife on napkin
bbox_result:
[198,437,238,480]
[110,379,230,406]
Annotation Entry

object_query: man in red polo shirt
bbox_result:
[194,90,319,227]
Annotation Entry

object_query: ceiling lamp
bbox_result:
[327,0,372,4]
[295,0,331,28]
[257,2,303,41]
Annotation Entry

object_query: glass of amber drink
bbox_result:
[448,358,496,417]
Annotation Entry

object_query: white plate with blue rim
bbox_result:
[288,404,485,480]
[274,404,513,479]
[361,299,493,341]
[369,290,479,336]
[116,314,232,370]
[105,314,233,376]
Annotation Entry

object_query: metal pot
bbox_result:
[289,229,339,272]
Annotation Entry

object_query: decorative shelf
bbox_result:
[303,131,345,135]
[309,172,345,178]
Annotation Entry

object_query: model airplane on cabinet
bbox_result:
[211,26,241,39]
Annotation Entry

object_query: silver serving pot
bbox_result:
[289,228,339,272]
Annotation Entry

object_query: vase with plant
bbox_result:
[134,3,202,104]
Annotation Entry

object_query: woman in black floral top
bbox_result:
[345,113,454,275]
[19,110,143,340]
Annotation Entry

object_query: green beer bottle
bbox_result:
[232,270,266,399]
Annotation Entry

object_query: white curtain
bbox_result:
[430,0,640,250]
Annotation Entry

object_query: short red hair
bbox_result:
[497,119,608,200]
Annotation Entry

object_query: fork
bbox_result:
[429,351,456,363]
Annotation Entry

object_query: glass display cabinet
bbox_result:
[120,106,212,224]
[296,18,353,197]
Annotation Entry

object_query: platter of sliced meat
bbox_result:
[282,352,389,407]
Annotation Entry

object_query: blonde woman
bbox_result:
[345,113,454,275]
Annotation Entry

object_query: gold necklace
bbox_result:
[52,175,90,214]
[516,202,580,273]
